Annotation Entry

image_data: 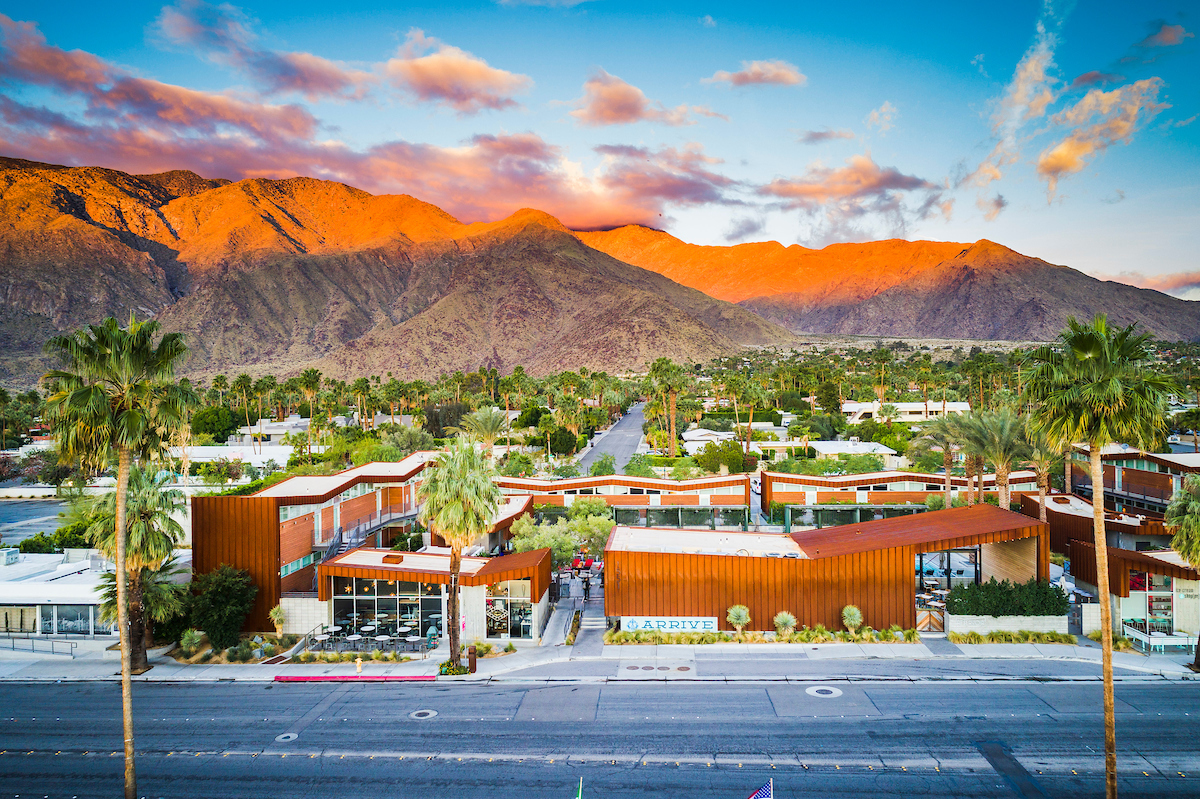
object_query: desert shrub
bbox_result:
[297,651,316,663]
[726,605,750,637]
[589,453,616,476]
[179,629,203,657]
[773,611,797,636]
[841,605,863,633]
[199,650,213,662]
[946,578,1069,617]
[504,641,516,653]
[439,661,469,676]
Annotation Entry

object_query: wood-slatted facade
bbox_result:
[1067,540,1199,599]
[192,495,283,632]
[604,505,1049,632]
[317,548,552,602]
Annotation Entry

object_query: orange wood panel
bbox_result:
[280,513,315,565]
[192,495,281,632]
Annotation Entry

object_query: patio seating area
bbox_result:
[1122,622,1197,655]
[303,620,439,658]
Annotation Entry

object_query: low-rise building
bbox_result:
[761,469,1038,510]
[841,401,971,425]
[1070,443,1200,516]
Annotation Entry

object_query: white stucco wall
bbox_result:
[280,596,328,635]
[460,585,487,642]
[1173,578,1199,635]
[945,613,1068,634]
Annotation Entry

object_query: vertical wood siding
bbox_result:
[192,495,281,632]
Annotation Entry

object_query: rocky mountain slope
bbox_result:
[578,227,1200,341]
[0,158,792,385]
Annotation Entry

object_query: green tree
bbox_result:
[589,453,616,476]
[448,406,510,457]
[88,466,186,670]
[417,439,501,669]
[622,454,657,478]
[815,382,842,416]
[231,373,253,444]
[42,314,194,799]
[1024,314,1175,799]
[508,514,576,569]
[191,406,238,443]
[959,408,1030,508]
[190,564,258,651]
[1165,474,1200,670]
[1024,422,1059,523]
[382,426,436,458]
[910,416,958,509]
[99,554,187,651]
[650,358,690,458]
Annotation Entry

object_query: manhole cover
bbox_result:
[805,686,843,698]
[274,733,298,742]
[641,666,654,671]
[676,666,691,672]
[626,666,640,671]
[409,709,438,720]
[657,666,670,671]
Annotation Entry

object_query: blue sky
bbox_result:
[0,0,1196,291]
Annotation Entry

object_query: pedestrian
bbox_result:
[583,576,591,602]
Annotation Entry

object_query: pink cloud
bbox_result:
[568,69,714,127]
[1137,23,1194,48]
[154,1,373,101]
[1037,78,1168,195]
[594,143,738,207]
[798,128,855,144]
[385,29,532,114]
[760,153,947,244]
[703,59,805,87]
[1071,70,1122,89]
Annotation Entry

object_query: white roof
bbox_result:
[682,428,735,441]
[254,452,436,499]
[842,401,971,412]
[170,444,298,468]
[809,440,896,456]
[1142,550,1191,569]
[1042,493,1155,527]
[606,526,805,557]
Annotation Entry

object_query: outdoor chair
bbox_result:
[426,629,439,650]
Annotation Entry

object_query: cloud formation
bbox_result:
[0,16,745,230]
[569,69,719,126]
[700,15,716,28]
[759,153,948,244]
[1071,70,1122,89]
[1036,78,1167,195]
[1137,22,1194,48]
[154,0,373,100]
[864,101,897,132]
[798,128,855,144]
[385,29,532,113]
[703,60,805,87]
[724,216,765,241]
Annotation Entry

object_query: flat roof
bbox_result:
[330,548,487,576]
[254,452,436,499]
[1044,493,1155,527]
[606,527,805,557]
[788,504,1044,559]
[808,441,896,455]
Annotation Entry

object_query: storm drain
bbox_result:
[805,686,844,698]
[409,709,438,720]
[274,733,298,742]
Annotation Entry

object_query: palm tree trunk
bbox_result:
[1089,447,1118,799]
[965,457,975,507]
[1038,473,1048,523]
[129,575,148,673]
[943,451,953,509]
[114,448,137,799]
[975,456,984,504]
[448,547,462,668]
[1065,449,1073,495]
[504,395,512,458]
[667,389,678,458]
[998,464,1010,509]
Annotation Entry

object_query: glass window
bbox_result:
[377,580,397,597]
[508,601,532,639]
[56,605,90,635]
[1149,573,1172,591]
[40,606,53,635]
[356,579,377,597]
[421,582,442,597]
[397,581,420,596]
[333,598,354,628]
[485,597,509,638]
[508,579,531,599]
[354,598,375,625]
[420,597,443,637]
[93,609,113,635]
[333,576,354,597]
[1129,571,1147,592]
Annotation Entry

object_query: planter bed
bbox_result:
[945,613,1067,635]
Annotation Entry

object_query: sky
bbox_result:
[0,0,1197,293]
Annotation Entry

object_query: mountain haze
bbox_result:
[578,226,1200,342]
[0,158,791,385]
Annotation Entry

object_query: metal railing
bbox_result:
[0,636,77,658]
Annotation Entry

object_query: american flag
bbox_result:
[747,778,773,798]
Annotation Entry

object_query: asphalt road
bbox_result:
[0,498,67,545]
[2,680,1197,798]
[578,403,645,473]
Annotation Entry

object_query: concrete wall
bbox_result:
[1177,579,1200,635]
[534,588,550,641]
[946,613,1068,634]
[280,596,327,635]
[980,537,1037,584]
[460,585,487,643]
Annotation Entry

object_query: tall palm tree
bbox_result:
[960,408,1030,509]
[1024,314,1174,799]
[297,368,322,462]
[739,381,770,456]
[1024,422,1059,523]
[911,415,958,508]
[252,375,277,455]
[417,439,501,669]
[88,466,186,670]
[650,358,690,458]
[1164,474,1200,670]
[99,553,187,656]
[231,373,252,447]
[42,314,194,799]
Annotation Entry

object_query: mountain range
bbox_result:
[1,156,1197,385]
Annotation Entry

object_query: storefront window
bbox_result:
[484,580,533,639]
[40,606,53,635]
[333,576,354,597]
[329,577,444,637]
[1129,571,1147,592]
[56,605,90,635]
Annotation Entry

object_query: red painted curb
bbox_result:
[273,675,437,682]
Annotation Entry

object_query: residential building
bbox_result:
[761,469,1038,511]
[1069,443,1200,516]
[841,400,971,425]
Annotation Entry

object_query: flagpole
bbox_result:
[576,776,583,798]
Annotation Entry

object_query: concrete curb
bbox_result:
[274,675,435,683]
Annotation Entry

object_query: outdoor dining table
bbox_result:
[329,625,342,633]
[928,601,946,609]
[345,634,363,650]
[313,633,330,650]
[932,588,951,596]
[374,635,391,650]
[360,625,376,634]
[405,636,421,652]
[397,626,412,634]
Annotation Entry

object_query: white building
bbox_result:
[842,401,971,425]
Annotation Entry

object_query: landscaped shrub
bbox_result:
[773,611,797,636]
[189,564,259,651]
[1088,630,1135,651]
[841,605,863,633]
[726,605,750,637]
[439,660,469,675]
[946,578,1069,617]
[504,641,516,653]
[949,630,1076,645]
[179,629,203,657]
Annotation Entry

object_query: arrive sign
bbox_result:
[621,616,718,632]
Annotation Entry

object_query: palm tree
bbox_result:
[911,415,958,509]
[252,376,277,455]
[650,358,690,458]
[231,373,252,447]
[739,381,770,456]
[297,368,322,462]
[99,553,187,656]
[1024,422,1059,523]
[42,314,194,799]
[211,374,228,405]
[1024,314,1174,799]
[449,407,510,457]
[88,466,186,669]
[416,439,501,669]
[1164,474,1200,670]
[961,408,1030,509]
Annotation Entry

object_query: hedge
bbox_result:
[946,578,1069,617]
[702,409,782,427]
